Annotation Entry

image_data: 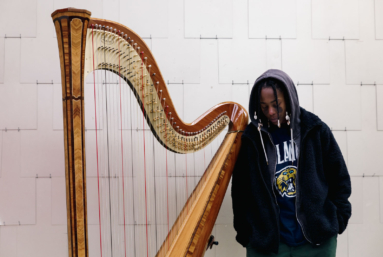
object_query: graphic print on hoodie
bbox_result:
[269,124,306,246]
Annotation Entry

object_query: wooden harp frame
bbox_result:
[52,8,248,257]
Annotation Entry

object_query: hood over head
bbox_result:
[248,69,301,166]
[249,69,301,138]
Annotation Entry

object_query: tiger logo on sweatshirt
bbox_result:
[275,166,297,198]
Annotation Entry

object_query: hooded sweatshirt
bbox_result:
[231,69,351,253]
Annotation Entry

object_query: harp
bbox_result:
[52,8,248,257]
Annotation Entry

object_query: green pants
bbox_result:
[246,236,337,257]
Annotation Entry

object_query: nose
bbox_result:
[268,107,276,117]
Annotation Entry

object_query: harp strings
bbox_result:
[91,26,103,257]
[140,50,149,257]
[87,27,226,257]
[118,33,128,257]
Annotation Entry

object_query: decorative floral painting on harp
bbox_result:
[52,8,248,257]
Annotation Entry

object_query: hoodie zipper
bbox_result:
[293,141,316,245]
[250,126,317,245]
[265,133,280,221]
[266,132,315,245]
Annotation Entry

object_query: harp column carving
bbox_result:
[52,8,92,257]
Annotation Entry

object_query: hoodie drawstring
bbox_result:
[257,124,269,165]
[290,128,294,165]
[257,124,295,167]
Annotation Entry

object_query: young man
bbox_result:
[231,69,351,256]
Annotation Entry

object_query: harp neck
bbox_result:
[52,9,247,155]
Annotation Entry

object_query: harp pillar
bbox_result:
[52,8,91,257]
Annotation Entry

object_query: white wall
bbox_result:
[0,0,383,256]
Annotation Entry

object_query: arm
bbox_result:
[322,125,352,234]
[231,139,252,246]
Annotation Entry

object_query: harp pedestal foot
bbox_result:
[206,235,219,250]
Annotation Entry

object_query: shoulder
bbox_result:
[239,123,261,153]
[300,108,338,154]
[300,107,331,137]
[242,122,258,139]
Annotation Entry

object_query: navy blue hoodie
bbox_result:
[231,69,351,253]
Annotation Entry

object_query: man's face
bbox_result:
[260,87,287,126]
